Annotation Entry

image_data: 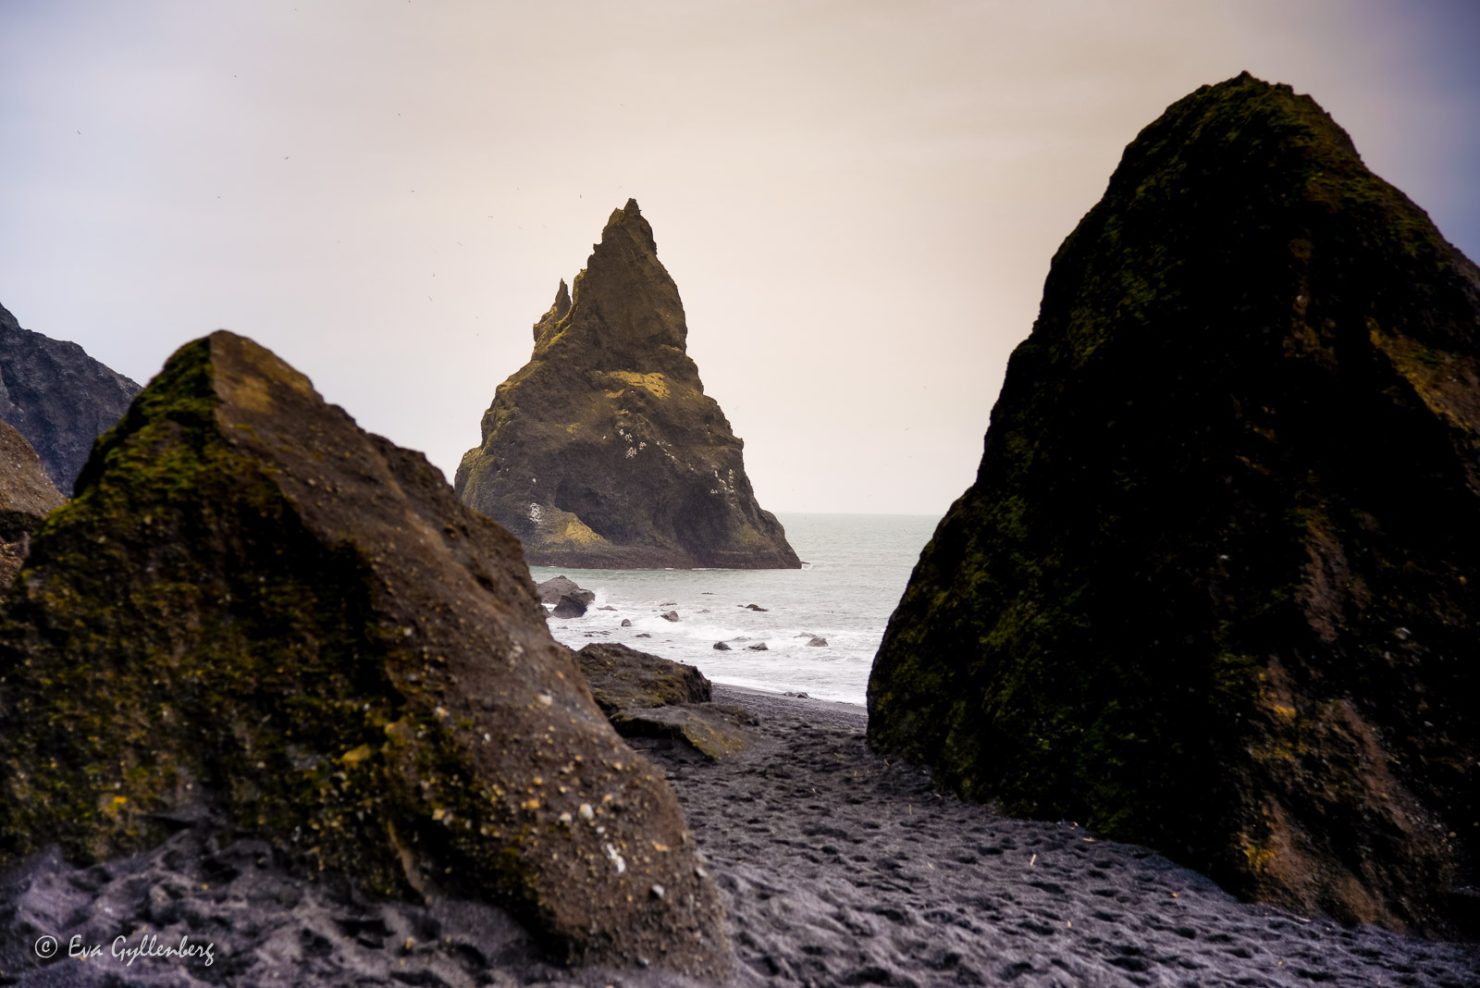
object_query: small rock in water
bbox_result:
[713,642,731,651]
[598,605,617,611]
[807,636,828,647]
[536,575,595,606]
[636,633,652,639]
[742,603,768,612]
[620,618,633,628]
[747,642,768,651]
[661,610,680,622]
[552,593,589,618]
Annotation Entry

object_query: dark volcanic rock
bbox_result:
[576,643,713,714]
[575,644,751,761]
[455,200,800,570]
[868,74,1480,936]
[0,421,63,592]
[0,302,140,493]
[551,593,590,619]
[536,574,594,606]
[0,332,729,976]
[610,704,756,763]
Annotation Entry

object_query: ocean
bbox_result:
[529,513,939,706]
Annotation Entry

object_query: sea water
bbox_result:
[529,513,939,706]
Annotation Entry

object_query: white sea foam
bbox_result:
[532,513,937,705]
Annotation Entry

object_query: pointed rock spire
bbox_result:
[0,302,140,493]
[869,74,1480,935]
[457,203,798,568]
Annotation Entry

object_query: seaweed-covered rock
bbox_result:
[0,420,63,591]
[455,201,799,569]
[868,74,1480,935]
[0,302,140,493]
[0,332,730,975]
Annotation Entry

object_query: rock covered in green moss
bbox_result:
[0,331,730,975]
[0,420,63,591]
[868,74,1480,935]
[0,301,140,493]
[455,200,799,569]
[576,644,752,761]
[576,643,714,714]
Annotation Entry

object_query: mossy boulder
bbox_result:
[0,301,140,493]
[868,74,1480,935]
[455,200,800,569]
[576,643,714,714]
[0,332,730,975]
[0,420,63,591]
[576,644,751,761]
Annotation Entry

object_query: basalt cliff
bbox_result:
[0,302,140,493]
[868,74,1480,935]
[0,331,730,975]
[455,201,799,569]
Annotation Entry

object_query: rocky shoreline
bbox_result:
[3,684,1474,987]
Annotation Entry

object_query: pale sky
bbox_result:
[4,1,1478,515]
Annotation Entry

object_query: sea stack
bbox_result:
[868,75,1480,934]
[0,332,729,975]
[0,301,140,493]
[456,200,800,569]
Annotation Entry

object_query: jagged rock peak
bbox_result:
[868,75,1480,936]
[457,203,799,569]
[0,330,731,975]
[533,279,572,347]
[0,301,140,493]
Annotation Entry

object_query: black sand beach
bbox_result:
[2,685,1476,986]
[669,687,1479,987]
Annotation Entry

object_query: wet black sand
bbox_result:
[1,686,1475,986]
[655,686,1479,987]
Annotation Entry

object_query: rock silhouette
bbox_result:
[0,302,140,493]
[0,331,729,975]
[456,201,799,569]
[869,74,1480,935]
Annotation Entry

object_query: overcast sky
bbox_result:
[4,1,1478,516]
